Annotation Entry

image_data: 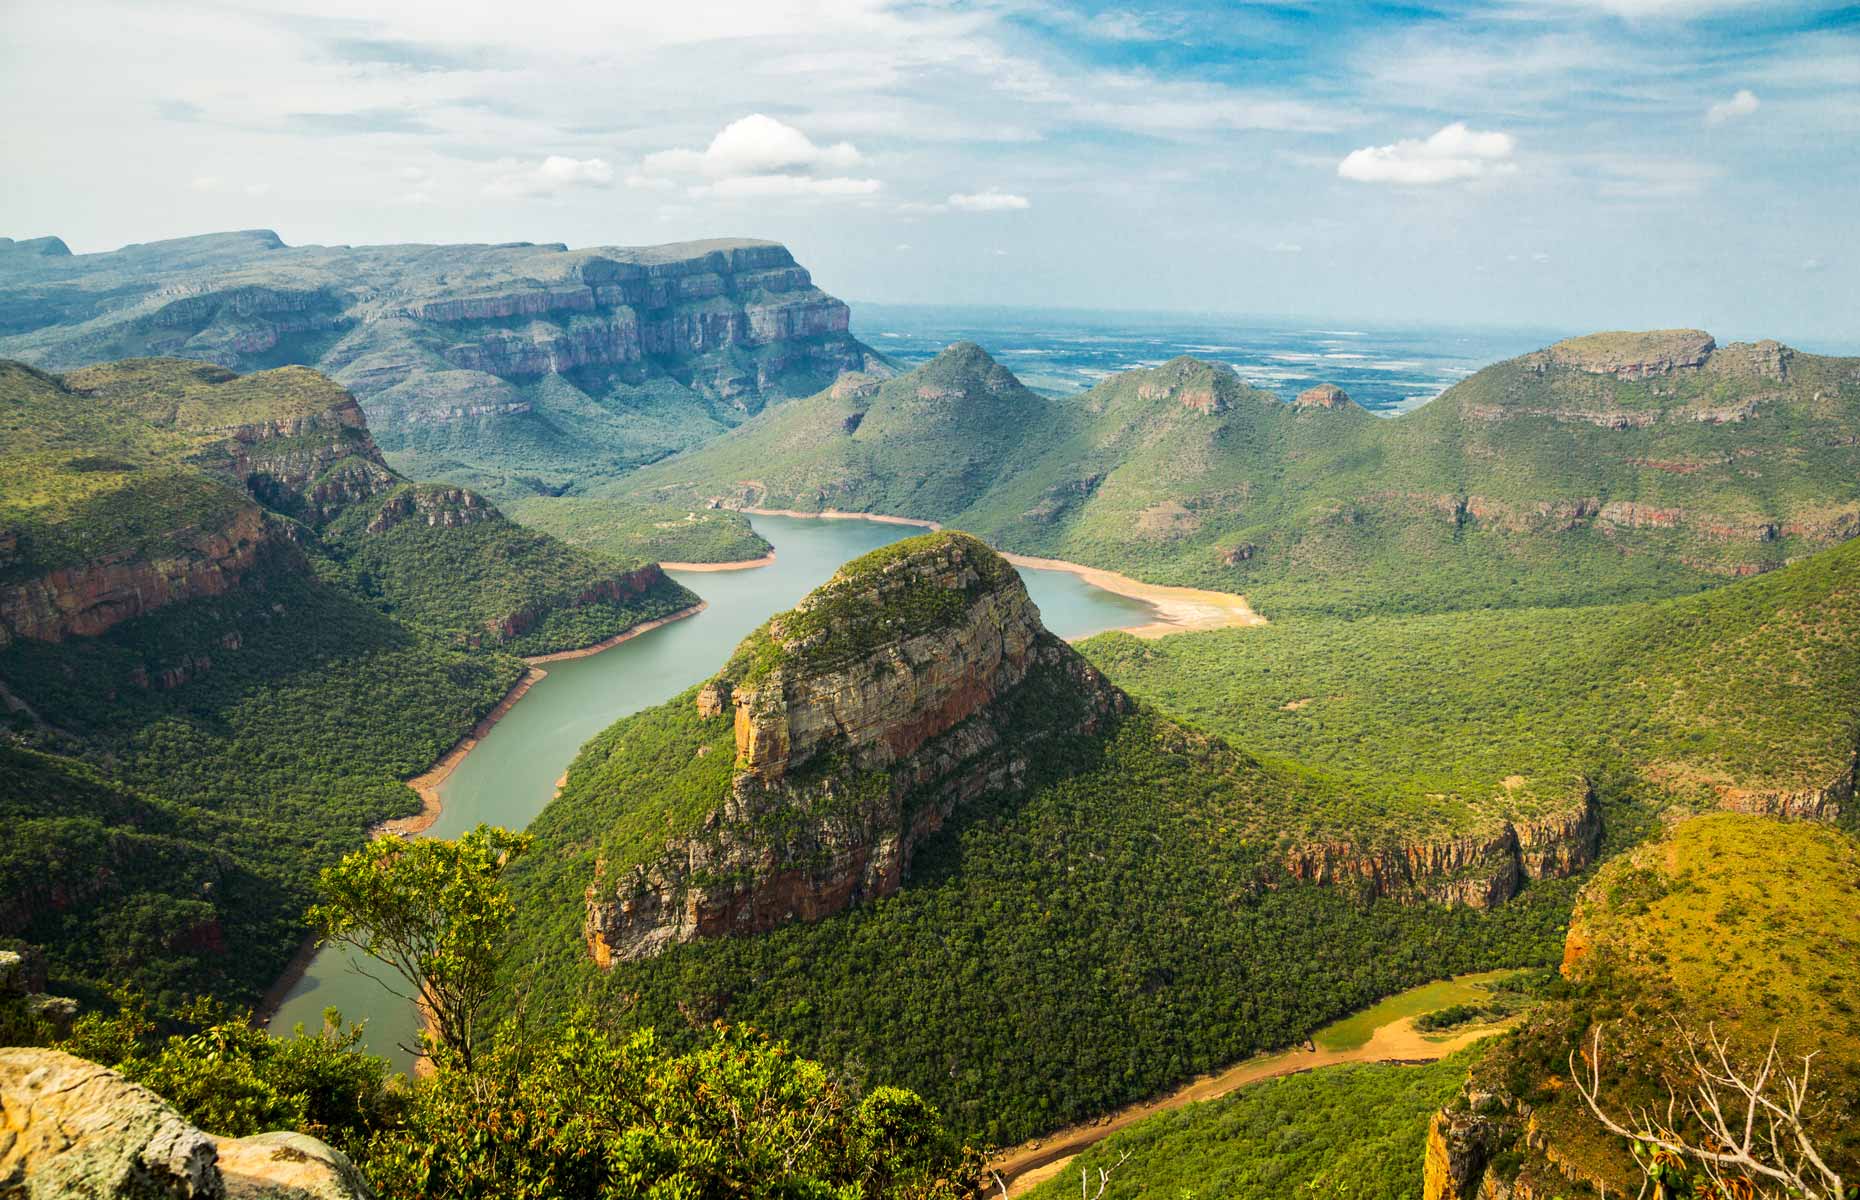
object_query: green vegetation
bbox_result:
[0,565,524,1007]
[506,495,772,564]
[1459,814,1860,1196]
[621,338,1860,618]
[0,231,881,505]
[320,485,696,656]
[1023,1057,1470,1200]
[507,702,1579,1147]
[1083,532,1860,840]
[49,999,981,1199]
[1313,970,1518,1052]
[0,354,695,1011]
[311,825,533,1070]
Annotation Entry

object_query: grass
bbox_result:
[1313,969,1521,1052]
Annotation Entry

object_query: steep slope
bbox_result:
[622,333,1860,617]
[615,342,1058,519]
[0,232,888,499]
[504,533,1591,1144]
[41,357,698,654]
[0,355,687,1007]
[1424,814,1860,1199]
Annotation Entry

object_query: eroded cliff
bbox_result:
[582,531,1127,964]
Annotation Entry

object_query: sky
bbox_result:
[3,0,1856,345]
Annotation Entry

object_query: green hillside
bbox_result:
[619,334,1860,618]
[1084,532,1860,837]
[501,538,1581,1147]
[1447,813,1860,1197]
[0,355,691,1009]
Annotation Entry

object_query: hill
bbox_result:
[502,533,1589,1145]
[1426,813,1860,1198]
[0,232,888,501]
[618,333,1860,617]
[1084,530,1860,868]
[0,356,695,1007]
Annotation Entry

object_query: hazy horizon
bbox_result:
[6,1,1855,342]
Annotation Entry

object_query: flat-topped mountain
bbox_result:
[0,231,888,498]
[619,332,1860,617]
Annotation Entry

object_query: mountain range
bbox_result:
[616,332,1860,616]
[0,231,889,501]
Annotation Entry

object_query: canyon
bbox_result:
[0,233,889,497]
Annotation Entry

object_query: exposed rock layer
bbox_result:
[584,533,1127,963]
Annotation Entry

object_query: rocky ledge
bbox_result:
[1281,791,1603,909]
[583,532,1127,964]
[0,1047,373,1199]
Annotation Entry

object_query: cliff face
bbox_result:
[0,233,888,495]
[583,532,1127,964]
[1281,792,1602,909]
[0,499,293,648]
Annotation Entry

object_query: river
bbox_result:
[266,514,1162,1066]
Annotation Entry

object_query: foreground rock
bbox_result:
[583,531,1128,963]
[0,1048,373,1199]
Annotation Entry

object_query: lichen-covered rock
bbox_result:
[584,532,1127,964]
[0,1049,373,1199]
[1424,1108,1500,1200]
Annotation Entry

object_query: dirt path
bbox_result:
[993,1012,1518,1195]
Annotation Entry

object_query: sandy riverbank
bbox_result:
[257,604,707,1026]
[661,553,776,571]
[996,1012,1517,1194]
[737,507,1262,637]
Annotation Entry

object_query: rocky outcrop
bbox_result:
[583,533,1127,964]
[0,1048,374,1199]
[1424,1109,1501,1200]
[1528,330,1716,379]
[1295,383,1354,409]
[363,485,497,534]
[1281,791,1602,909]
[0,507,291,645]
[1717,749,1853,822]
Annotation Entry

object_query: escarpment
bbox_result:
[1281,791,1602,909]
[0,233,889,493]
[582,532,1127,964]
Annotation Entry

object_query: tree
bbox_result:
[309,824,531,1071]
[1572,1021,1848,1200]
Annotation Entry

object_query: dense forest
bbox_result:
[0,356,694,1009]
[506,700,1589,1146]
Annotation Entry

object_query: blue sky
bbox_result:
[4,1,1856,344]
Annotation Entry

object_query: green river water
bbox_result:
[267,515,1159,1068]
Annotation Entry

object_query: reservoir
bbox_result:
[268,514,1160,1066]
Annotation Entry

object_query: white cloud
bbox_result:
[1271,242,1303,254]
[191,175,270,197]
[635,113,878,202]
[190,175,222,192]
[643,114,862,178]
[1531,251,1551,262]
[949,189,1030,212]
[1706,88,1760,124]
[1338,122,1517,186]
[484,155,615,197]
